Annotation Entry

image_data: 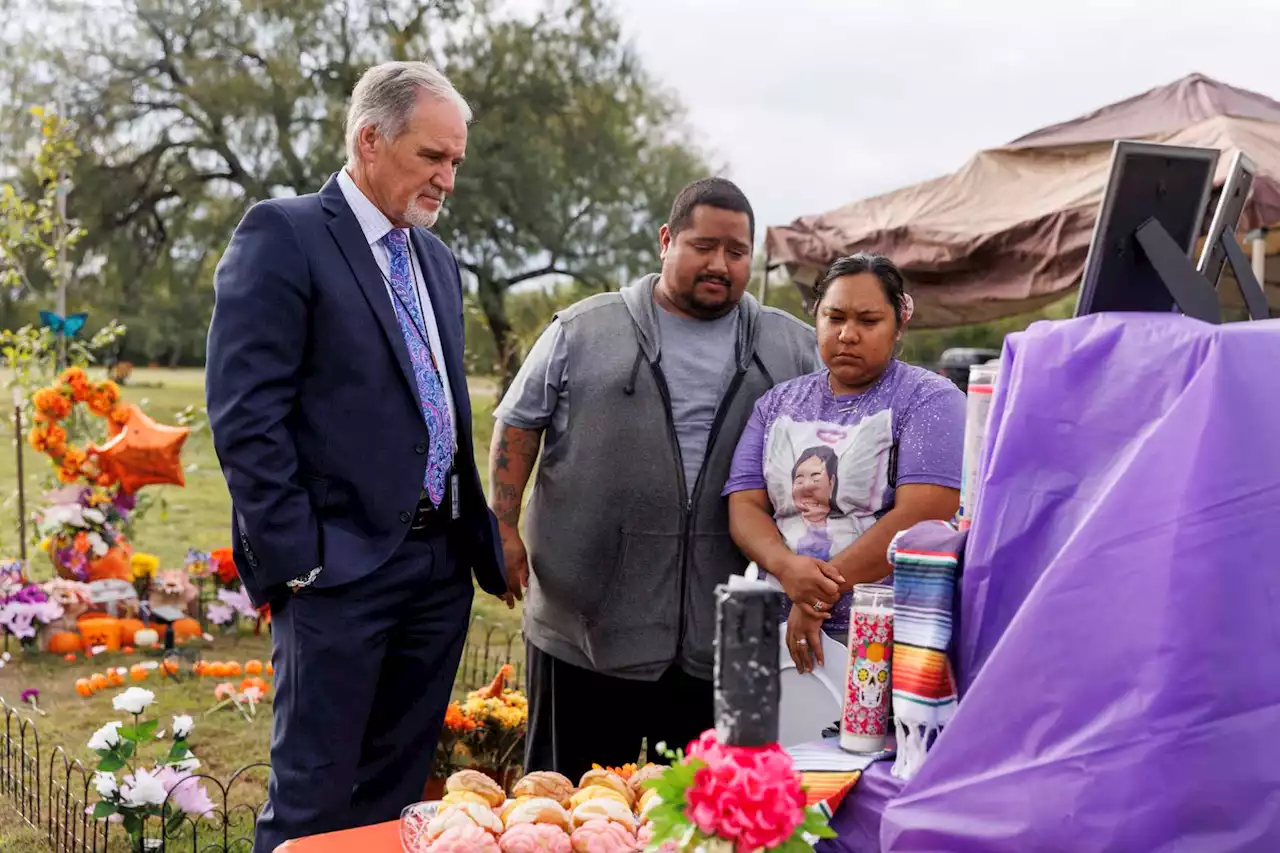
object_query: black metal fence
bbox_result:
[1,615,524,851]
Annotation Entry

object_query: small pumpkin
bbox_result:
[225,661,243,677]
[244,659,263,676]
[74,678,94,697]
[118,618,146,645]
[172,617,202,641]
[46,631,82,655]
[89,672,108,690]
[106,669,125,686]
[129,664,148,681]
[162,658,180,675]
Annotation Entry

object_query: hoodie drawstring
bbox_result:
[623,347,645,395]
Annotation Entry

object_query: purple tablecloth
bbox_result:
[821,314,1280,852]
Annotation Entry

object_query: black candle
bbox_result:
[713,579,785,747]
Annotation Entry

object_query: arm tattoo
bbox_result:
[489,423,543,528]
[492,482,521,527]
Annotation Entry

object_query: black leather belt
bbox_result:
[409,485,452,537]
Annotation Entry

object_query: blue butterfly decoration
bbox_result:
[40,311,87,338]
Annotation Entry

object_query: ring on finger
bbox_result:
[813,600,825,611]
[797,637,808,647]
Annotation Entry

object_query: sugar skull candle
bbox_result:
[841,583,893,753]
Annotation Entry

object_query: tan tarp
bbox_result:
[766,73,1280,326]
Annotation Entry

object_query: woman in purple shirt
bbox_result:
[723,254,965,672]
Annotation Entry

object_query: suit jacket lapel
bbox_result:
[320,179,419,398]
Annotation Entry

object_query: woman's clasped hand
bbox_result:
[769,552,842,620]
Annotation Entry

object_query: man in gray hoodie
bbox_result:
[489,177,817,778]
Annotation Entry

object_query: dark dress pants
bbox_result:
[523,643,713,782]
[253,529,472,852]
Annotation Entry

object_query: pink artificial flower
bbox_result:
[152,766,215,818]
[683,729,807,852]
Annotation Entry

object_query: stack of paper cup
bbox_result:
[841,583,894,753]
[958,360,999,531]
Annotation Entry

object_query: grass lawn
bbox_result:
[0,368,525,851]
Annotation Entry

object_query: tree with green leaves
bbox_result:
[1,0,708,384]
[0,107,86,325]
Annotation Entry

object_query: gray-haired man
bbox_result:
[207,61,507,851]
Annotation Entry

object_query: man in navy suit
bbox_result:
[205,61,510,852]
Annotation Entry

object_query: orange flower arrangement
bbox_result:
[591,762,638,779]
[209,547,237,585]
[28,368,129,485]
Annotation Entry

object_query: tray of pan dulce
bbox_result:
[401,766,666,852]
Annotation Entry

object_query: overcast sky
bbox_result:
[601,0,1280,242]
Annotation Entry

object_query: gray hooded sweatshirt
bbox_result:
[523,274,817,681]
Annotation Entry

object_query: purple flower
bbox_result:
[20,689,37,704]
[113,491,136,513]
[13,585,49,604]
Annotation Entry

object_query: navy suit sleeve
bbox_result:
[206,200,320,593]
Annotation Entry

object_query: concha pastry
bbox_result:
[429,823,501,853]
[568,785,629,810]
[501,796,532,823]
[512,770,575,807]
[446,768,506,807]
[503,796,572,831]
[498,823,572,853]
[627,763,667,797]
[569,818,636,853]
[576,769,632,806]
[427,802,505,840]
[570,798,637,831]
[637,788,661,817]
[637,791,662,823]
[441,790,494,809]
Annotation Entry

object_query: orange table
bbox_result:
[274,819,400,852]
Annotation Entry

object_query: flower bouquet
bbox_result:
[429,666,527,796]
[35,484,134,582]
[642,730,835,852]
[0,561,63,644]
[88,687,215,852]
[456,665,527,780]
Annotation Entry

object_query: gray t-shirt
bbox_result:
[495,302,739,490]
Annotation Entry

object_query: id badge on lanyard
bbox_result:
[450,472,460,520]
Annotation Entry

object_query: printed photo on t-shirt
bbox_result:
[763,411,895,561]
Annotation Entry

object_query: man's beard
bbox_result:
[404,195,444,229]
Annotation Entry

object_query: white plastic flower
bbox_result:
[112,687,155,714]
[172,715,194,740]
[121,769,167,808]
[174,751,200,773]
[86,531,108,557]
[82,508,105,525]
[93,771,118,798]
[88,721,123,751]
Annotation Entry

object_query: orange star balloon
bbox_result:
[90,404,190,494]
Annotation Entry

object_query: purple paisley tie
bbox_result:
[382,229,453,507]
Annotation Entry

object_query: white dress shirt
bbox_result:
[337,168,458,448]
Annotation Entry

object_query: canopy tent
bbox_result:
[765,73,1280,327]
